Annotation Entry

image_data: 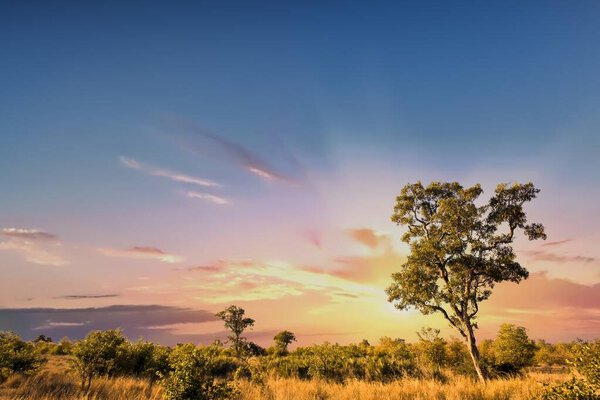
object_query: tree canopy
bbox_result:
[386,181,546,383]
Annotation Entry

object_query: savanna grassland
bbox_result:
[0,326,597,400]
[0,355,570,400]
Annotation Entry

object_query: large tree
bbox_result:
[386,182,546,383]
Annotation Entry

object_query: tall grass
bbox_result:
[238,374,567,400]
[0,372,162,400]
[0,370,567,400]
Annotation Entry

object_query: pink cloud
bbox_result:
[349,228,390,249]
[0,227,66,266]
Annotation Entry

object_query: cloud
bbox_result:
[175,122,304,183]
[98,246,184,263]
[482,272,600,340]
[542,239,573,247]
[170,259,379,304]
[119,156,219,187]
[0,228,67,266]
[1,228,58,241]
[0,305,216,345]
[301,229,322,249]
[54,294,120,300]
[349,228,390,249]
[186,191,229,205]
[523,250,595,264]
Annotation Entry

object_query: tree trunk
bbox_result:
[465,324,486,384]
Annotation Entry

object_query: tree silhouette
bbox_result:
[273,330,296,355]
[215,305,255,360]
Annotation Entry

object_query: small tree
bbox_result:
[273,331,296,355]
[492,324,535,374]
[215,305,255,360]
[70,329,126,393]
[386,181,546,383]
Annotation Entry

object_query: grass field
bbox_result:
[0,356,568,400]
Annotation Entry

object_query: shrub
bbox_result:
[492,324,535,374]
[160,343,238,400]
[116,340,171,383]
[0,331,46,383]
[70,329,127,392]
[541,340,600,399]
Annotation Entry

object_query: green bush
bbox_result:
[160,343,238,400]
[116,340,171,383]
[541,340,600,399]
[261,340,416,383]
[70,329,127,392]
[492,324,535,374]
[0,331,46,383]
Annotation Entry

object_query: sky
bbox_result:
[1,0,599,346]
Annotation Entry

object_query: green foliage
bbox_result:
[273,330,296,355]
[541,377,599,400]
[415,327,448,374]
[0,331,46,383]
[386,181,546,382]
[491,324,535,375]
[115,340,171,382]
[52,337,74,355]
[161,343,238,400]
[70,329,127,391]
[262,341,417,383]
[445,337,475,376]
[541,340,600,399]
[534,340,570,367]
[216,305,255,360]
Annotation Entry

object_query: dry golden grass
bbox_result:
[237,373,568,400]
[0,356,568,400]
[0,372,162,400]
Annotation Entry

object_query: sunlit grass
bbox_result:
[0,369,568,400]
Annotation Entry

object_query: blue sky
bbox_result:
[1,1,599,344]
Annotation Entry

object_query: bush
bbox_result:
[261,340,416,383]
[70,329,127,392]
[116,340,171,383]
[0,331,46,383]
[492,324,535,374]
[541,340,600,399]
[160,343,238,400]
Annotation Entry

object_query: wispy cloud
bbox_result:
[54,294,120,300]
[524,250,595,264]
[301,229,322,249]
[119,156,220,187]
[169,259,378,304]
[175,122,304,183]
[98,246,184,264]
[186,191,229,205]
[1,228,58,241]
[542,239,573,247]
[0,227,67,266]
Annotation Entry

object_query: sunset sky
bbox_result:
[1,1,599,346]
